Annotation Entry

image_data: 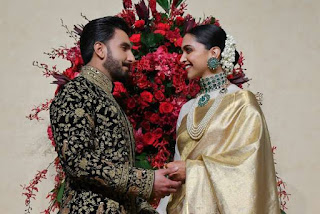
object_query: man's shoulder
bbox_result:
[50,76,87,106]
[63,75,87,90]
[55,76,91,96]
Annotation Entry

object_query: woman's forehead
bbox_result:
[182,34,205,49]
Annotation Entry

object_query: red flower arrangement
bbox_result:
[22,0,288,213]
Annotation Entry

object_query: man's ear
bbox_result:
[93,42,106,59]
[209,46,221,59]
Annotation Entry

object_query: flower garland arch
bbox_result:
[21,0,289,213]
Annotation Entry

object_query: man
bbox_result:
[50,16,180,214]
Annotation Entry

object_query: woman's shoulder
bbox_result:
[235,89,257,101]
[231,89,262,112]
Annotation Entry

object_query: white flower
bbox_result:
[220,34,236,74]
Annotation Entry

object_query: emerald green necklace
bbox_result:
[198,72,228,107]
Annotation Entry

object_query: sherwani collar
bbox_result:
[80,65,113,93]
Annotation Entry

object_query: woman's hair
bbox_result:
[80,16,130,64]
[188,25,239,65]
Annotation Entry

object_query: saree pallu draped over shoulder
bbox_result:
[167,90,280,214]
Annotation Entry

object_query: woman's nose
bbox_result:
[180,53,187,63]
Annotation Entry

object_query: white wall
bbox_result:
[1,0,319,213]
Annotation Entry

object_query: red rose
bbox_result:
[126,97,136,109]
[144,111,153,119]
[153,128,163,139]
[154,30,166,36]
[154,90,165,101]
[159,102,174,114]
[175,16,184,25]
[130,34,141,43]
[151,83,158,91]
[143,132,157,145]
[136,75,149,89]
[175,37,183,47]
[113,82,127,98]
[158,73,166,81]
[141,120,151,131]
[173,75,182,87]
[154,77,162,84]
[156,23,170,31]
[140,91,153,103]
[134,20,145,29]
[149,113,160,124]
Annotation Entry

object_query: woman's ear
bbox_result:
[209,46,221,59]
[93,41,106,59]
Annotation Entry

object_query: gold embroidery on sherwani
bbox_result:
[50,65,156,213]
[167,90,280,214]
[96,202,104,214]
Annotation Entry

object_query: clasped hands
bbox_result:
[151,161,186,199]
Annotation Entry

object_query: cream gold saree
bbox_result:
[166,89,280,214]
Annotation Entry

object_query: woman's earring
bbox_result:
[207,57,219,70]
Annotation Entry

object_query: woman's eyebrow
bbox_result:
[182,45,192,50]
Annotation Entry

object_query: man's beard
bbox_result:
[103,50,129,83]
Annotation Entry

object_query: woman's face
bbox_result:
[180,34,212,79]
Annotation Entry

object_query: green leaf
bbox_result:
[135,153,152,169]
[141,33,164,48]
[154,33,164,44]
[57,181,65,203]
[157,0,170,12]
[175,0,185,7]
[281,210,286,214]
[141,33,154,47]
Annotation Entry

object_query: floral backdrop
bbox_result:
[21,0,289,213]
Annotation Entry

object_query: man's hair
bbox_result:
[80,16,130,64]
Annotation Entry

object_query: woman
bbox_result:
[157,25,280,214]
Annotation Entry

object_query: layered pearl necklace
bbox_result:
[187,73,229,140]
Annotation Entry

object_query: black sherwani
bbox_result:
[50,66,156,214]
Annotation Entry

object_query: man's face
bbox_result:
[103,29,135,83]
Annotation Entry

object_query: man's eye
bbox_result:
[186,48,192,53]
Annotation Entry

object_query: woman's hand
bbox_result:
[166,161,186,183]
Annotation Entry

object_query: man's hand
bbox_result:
[166,161,186,183]
[151,167,181,199]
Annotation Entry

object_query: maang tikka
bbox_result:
[207,57,219,70]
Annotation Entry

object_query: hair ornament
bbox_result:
[220,34,236,74]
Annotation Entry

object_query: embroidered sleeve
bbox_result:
[50,82,154,200]
[136,197,159,214]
